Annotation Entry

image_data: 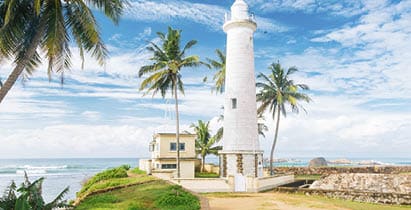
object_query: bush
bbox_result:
[79,165,129,195]
[130,167,146,175]
[155,185,200,210]
[127,202,145,210]
[0,175,69,210]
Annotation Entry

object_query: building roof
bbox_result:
[154,133,196,137]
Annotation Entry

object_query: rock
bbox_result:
[329,158,352,165]
[309,157,328,167]
[358,160,382,165]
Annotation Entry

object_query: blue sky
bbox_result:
[1,0,411,159]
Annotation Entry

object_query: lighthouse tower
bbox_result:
[220,0,263,179]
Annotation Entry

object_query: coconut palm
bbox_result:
[0,0,126,103]
[205,49,226,94]
[190,120,223,172]
[256,62,311,175]
[138,27,203,178]
[0,173,69,209]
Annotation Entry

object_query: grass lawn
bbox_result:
[195,172,219,178]
[75,167,200,210]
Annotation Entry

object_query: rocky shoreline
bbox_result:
[273,165,411,175]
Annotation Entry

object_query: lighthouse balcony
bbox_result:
[224,12,256,23]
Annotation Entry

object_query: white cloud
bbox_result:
[307,0,411,99]
[259,95,411,158]
[124,0,288,34]
[249,0,365,17]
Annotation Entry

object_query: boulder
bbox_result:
[309,157,328,167]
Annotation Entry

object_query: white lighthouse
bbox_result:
[220,0,263,179]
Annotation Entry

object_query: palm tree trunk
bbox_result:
[0,22,45,104]
[201,154,205,173]
[270,105,281,175]
[173,78,181,179]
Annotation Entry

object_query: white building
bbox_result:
[139,133,197,179]
[219,0,264,179]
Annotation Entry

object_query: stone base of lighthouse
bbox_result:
[219,150,264,178]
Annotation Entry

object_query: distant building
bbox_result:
[139,133,197,179]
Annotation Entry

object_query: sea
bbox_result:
[0,157,410,202]
[0,158,138,202]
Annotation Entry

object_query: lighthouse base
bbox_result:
[219,150,264,178]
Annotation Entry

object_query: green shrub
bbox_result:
[130,167,146,175]
[195,172,219,178]
[127,202,145,210]
[78,165,129,195]
[155,185,200,210]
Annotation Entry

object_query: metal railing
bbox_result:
[224,12,256,23]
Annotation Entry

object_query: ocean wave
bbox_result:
[0,165,68,170]
[16,169,47,175]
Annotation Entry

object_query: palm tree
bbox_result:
[190,120,223,172]
[138,27,203,178]
[205,49,226,94]
[0,0,126,103]
[0,173,69,209]
[256,62,311,175]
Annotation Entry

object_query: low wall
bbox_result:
[152,171,174,181]
[273,166,411,175]
[275,187,411,205]
[172,178,232,193]
[254,175,294,192]
[310,173,411,194]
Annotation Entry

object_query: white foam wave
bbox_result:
[22,165,68,170]
[0,165,68,170]
[16,169,47,175]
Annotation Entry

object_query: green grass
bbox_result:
[78,165,130,196]
[130,167,146,175]
[75,180,200,210]
[195,172,219,178]
[75,166,200,210]
[294,174,322,180]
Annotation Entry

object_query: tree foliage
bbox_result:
[138,26,204,178]
[0,0,127,103]
[256,62,311,175]
[0,173,69,210]
[190,120,223,172]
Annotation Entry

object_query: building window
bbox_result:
[149,144,155,152]
[161,164,177,169]
[170,142,185,151]
[231,98,237,109]
[170,143,176,151]
[180,143,185,151]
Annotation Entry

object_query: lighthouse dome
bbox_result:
[231,0,249,20]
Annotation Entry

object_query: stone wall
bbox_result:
[275,187,411,205]
[290,173,411,205]
[310,173,411,194]
[273,166,411,175]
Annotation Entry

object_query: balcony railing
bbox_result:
[224,12,256,23]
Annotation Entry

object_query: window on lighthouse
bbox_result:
[231,98,237,109]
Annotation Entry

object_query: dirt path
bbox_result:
[205,192,350,210]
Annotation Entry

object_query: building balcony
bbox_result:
[224,12,256,23]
